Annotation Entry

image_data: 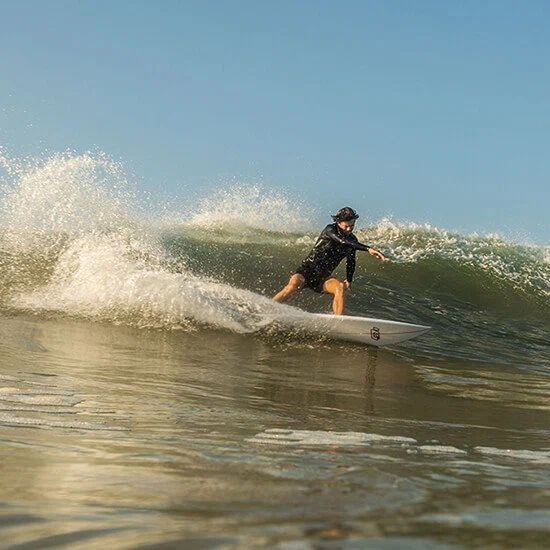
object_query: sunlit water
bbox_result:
[1,315,549,549]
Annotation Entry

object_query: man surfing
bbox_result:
[272,207,386,315]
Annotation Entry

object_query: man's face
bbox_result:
[337,220,355,233]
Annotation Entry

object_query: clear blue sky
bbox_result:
[1,0,549,243]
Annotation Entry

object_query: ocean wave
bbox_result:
[1,151,548,353]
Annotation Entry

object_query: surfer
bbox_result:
[272,207,386,314]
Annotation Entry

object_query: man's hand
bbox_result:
[369,248,386,261]
[344,280,352,290]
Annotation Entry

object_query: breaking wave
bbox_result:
[0,151,548,367]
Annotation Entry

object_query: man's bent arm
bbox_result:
[324,225,371,251]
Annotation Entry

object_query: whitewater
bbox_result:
[0,152,549,549]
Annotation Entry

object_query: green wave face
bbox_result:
[164,221,549,315]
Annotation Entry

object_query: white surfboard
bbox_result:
[268,312,430,346]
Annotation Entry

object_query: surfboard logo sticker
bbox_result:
[370,327,380,340]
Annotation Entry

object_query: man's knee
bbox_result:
[324,278,344,295]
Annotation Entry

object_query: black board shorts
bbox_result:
[295,264,331,294]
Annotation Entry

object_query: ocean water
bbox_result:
[0,152,549,549]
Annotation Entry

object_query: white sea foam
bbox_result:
[0,413,126,431]
[418,445,468,456]
[418,509,550,530]
[248,429,417,446]
[0,388,82,407]
[474,446,550,464]
[249,430,550,468]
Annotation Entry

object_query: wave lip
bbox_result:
[357,220,550,303]
[185,184,314,233]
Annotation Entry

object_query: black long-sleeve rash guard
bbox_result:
[300,223,371,283]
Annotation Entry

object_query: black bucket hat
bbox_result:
[331,207,359,222]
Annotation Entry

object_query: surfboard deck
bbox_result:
[267,312,430,346]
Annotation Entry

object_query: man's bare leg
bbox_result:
[272,273,305,303]
[323,277,346,315]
